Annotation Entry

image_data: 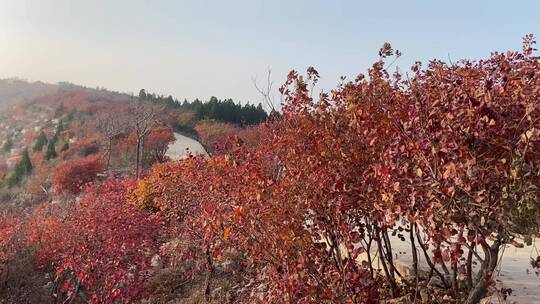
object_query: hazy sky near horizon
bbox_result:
[0,0,539,104]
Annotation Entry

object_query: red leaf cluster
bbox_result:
[61,139,99,160]
[52,154,105,194]
[31,179,160,303]
[128,37,540,302]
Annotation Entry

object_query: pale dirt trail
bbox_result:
[382,237,540,303]
[165,132,208,160]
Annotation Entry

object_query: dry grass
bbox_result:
[143,267,243,304]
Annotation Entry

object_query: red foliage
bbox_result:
[194,121,263,154]
[61,139,99,160]
[24,130,36,145]
[129,157,233,275]
[52,154,105,194]
[26,153,52,197]
[0,37,536,303]
[0,214,26,268]
[129,37,540,303]
[31,179,161,303]
[194,121,241,152]
[34,91,107,113]
[143,128,175,163]
[121,128,175,168]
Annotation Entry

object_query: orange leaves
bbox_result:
[144,127,175,163]
[9,38,533,304]
[128,178,155,210]
[129,161,190,213]
[223,226,232,240]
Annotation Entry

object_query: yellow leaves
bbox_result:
[284,229,298,245]
[128,179,156,210]
[211,218,222,229]
[416,168,423,177]
[510,168,518,179]
[223,226,231,240]
[480,115,496,126]
[521,128,540,142]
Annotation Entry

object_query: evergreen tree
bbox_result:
[55,120,64,137]
[2,137,13,153]
[65,110,75,122]
[7,169,22,188]
[132,89,269,125]
[33,131,48,152]
[45,140,57,160]
[61,141,70,152]
[54,102,65,117]
[7,148,32,187]
[139,89,147,100]
[20,148,32,174]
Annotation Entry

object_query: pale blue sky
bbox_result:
[0,0,538,104]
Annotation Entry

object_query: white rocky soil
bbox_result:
[165,132,208,160]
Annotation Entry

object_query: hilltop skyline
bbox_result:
[1,0,539,103]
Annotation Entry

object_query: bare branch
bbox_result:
[252,67,277,113]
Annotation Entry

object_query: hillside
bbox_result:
[0,80,266,200]
[0,79,57,110]
[0,40,539,304]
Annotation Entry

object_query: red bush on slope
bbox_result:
[0,37,534,304]
[52,154,104,194]
[31,179,161,304]
[128,37,540,303]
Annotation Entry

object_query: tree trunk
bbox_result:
[135,138,140,179]
[466,242,475,289]
[106,139,112,170]
[1,261,9,290]
[203,247,214,298]
[365,238,374,279]
[376,227,397,296]
[140,136,145,172]
[416,231,449,288]
[410,224,419,279]
[464,240,500,304]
